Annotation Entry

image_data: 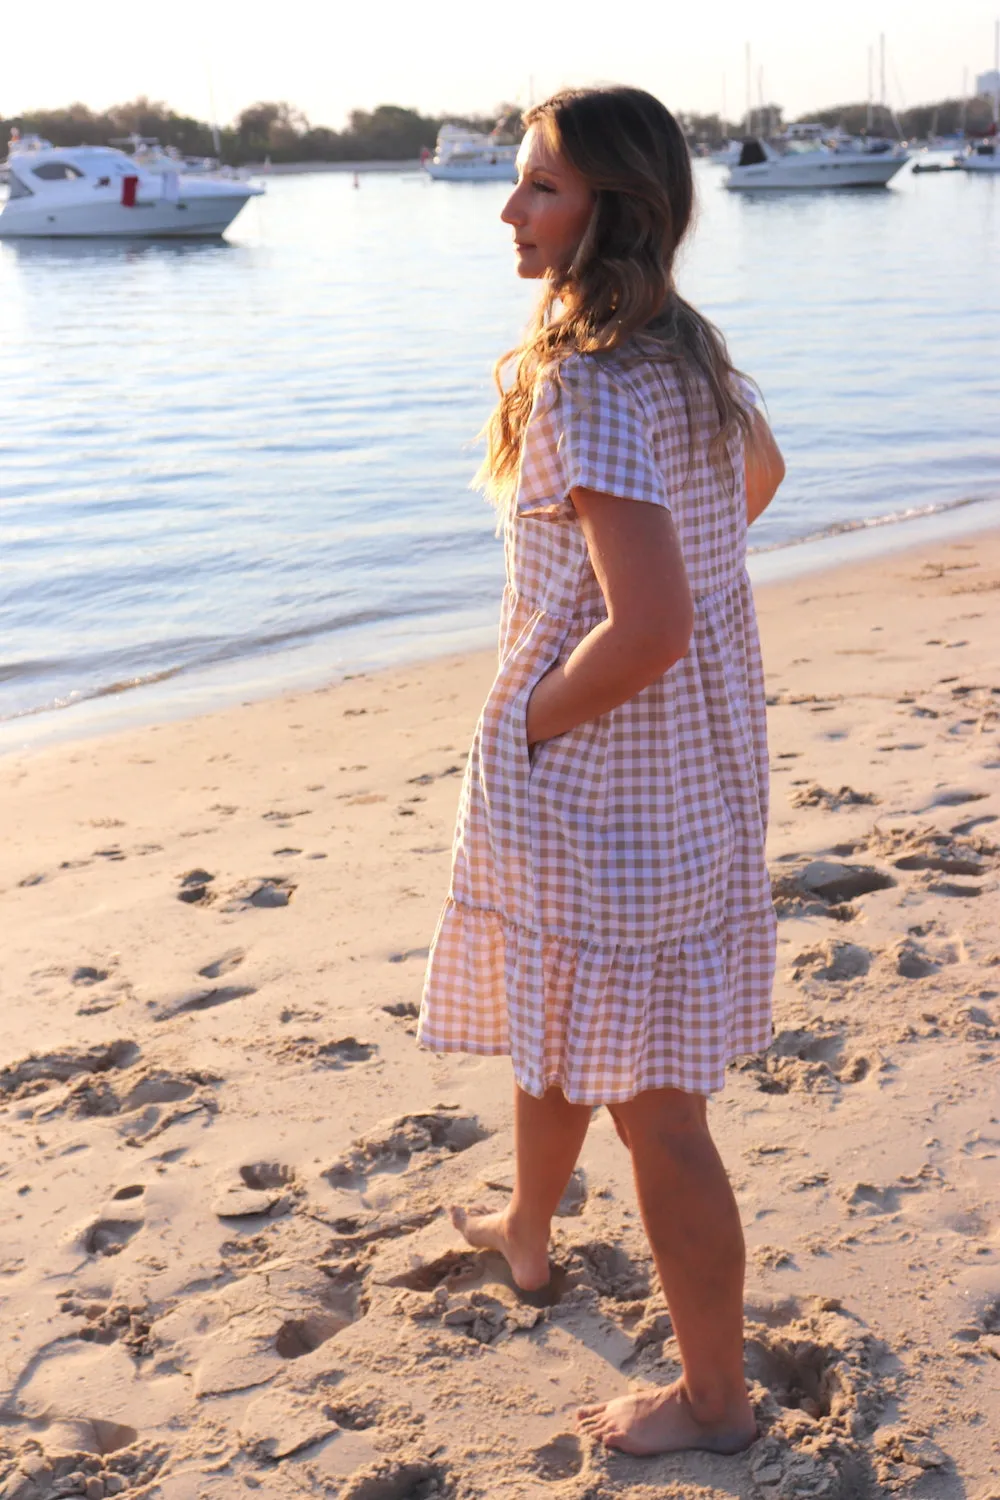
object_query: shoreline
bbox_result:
[1,523,998,1495]
[4,492,1000,762]
[248,158,423,175]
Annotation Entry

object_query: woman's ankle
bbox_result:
[679,1375,754,1429]
[505,1200,552,1253]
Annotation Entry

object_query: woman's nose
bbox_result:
[501,185,526,226]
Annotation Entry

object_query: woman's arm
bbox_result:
[745,408,785,525]
[524,489,693,747]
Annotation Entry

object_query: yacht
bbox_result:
[726,124,909,190]
[956,136,1000,172]
[423,125,518,182]
[0,133,263,238]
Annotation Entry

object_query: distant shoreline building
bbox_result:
[976,69,1000,99]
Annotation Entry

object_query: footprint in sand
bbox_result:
[736,1025,878,1095]
[70,965,110,986]
[197,948,246,980]
[154,983,257,1019]
[220,878,296,911]
[926,787,989,809]
[789,783,879,811]
[742,1293,890,1487]
[753,1245,797,1271]
[570,1239,651,1300]
[0,1040,140,1102]
[771,859,894,922]
[326,1110,490,1190]
[532,1434,584,1482]
[786,939,872,983]
[82,1207,144,1257]
[339,1460,451,1500]
[66,1292,152,1354]
[277,1036,378,1069]
[214,1161,298,1218]
[841,1166,941,1217]
[177,868,215,905]
[382,1001,420,1032]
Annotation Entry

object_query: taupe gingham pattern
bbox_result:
[419,347,776,1102]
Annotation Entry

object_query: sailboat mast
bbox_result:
[745,43,753,135]
[961,65,968,135]
[867,46,874,131]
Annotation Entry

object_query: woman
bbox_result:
[418,86,785,1458]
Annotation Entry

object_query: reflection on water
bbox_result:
[1,163,998,741]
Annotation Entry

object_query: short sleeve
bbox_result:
[515,357,670,519]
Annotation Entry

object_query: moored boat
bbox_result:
[726,125,909,190]
[0,133,263,239]
[422,125,517,182]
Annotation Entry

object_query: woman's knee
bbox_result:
[614,1087,710,1155]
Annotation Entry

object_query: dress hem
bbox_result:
[419,896,776,1103]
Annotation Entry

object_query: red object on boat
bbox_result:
[121,175,138,206]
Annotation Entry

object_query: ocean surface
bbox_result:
[1,159,998,751]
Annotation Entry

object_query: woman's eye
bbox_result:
[532,180,556,194]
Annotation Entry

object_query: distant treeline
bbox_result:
[0,99,516,165]
[3,94,996,165]
[689,96,997,143]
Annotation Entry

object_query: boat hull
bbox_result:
[958,153,1000,172]
[424,161,516,182]
[0,190,257,239]
[727,155,908,190]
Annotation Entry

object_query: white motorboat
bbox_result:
[726,125,909,190]
[956,136,1000,172]
[0,134,263,239]
[423,125,518,182]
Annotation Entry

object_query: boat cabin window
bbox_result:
[7,171,34,198]
[738,139,768,166]
[32,160,85,181]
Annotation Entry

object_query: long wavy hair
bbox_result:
[481,86,754,503]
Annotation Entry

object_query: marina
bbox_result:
[2,159,997,748]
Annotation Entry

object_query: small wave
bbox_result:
[0,595,467,725]
[747,496,984,556]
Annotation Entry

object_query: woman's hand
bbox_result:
[525,488,693,746]
[745,409,785,525]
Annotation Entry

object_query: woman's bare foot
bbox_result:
[577,1378,757,1456]
[449,1204,551,1292]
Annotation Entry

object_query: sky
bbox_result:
[6,0,998,126]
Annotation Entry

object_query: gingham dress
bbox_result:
[418,345,776,1103]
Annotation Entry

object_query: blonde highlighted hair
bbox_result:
[481,86,755,503]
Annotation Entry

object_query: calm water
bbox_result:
[1,162,998,749]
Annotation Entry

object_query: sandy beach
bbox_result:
[1,527,999,1500]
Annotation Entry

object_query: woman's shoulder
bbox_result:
[538,348,661,418]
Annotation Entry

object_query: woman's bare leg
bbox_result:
[578,1087,756,1455]
[451,1083,591,1290]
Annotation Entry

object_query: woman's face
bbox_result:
[501,124,595,279]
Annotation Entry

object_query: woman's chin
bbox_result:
[514,251,545,280]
